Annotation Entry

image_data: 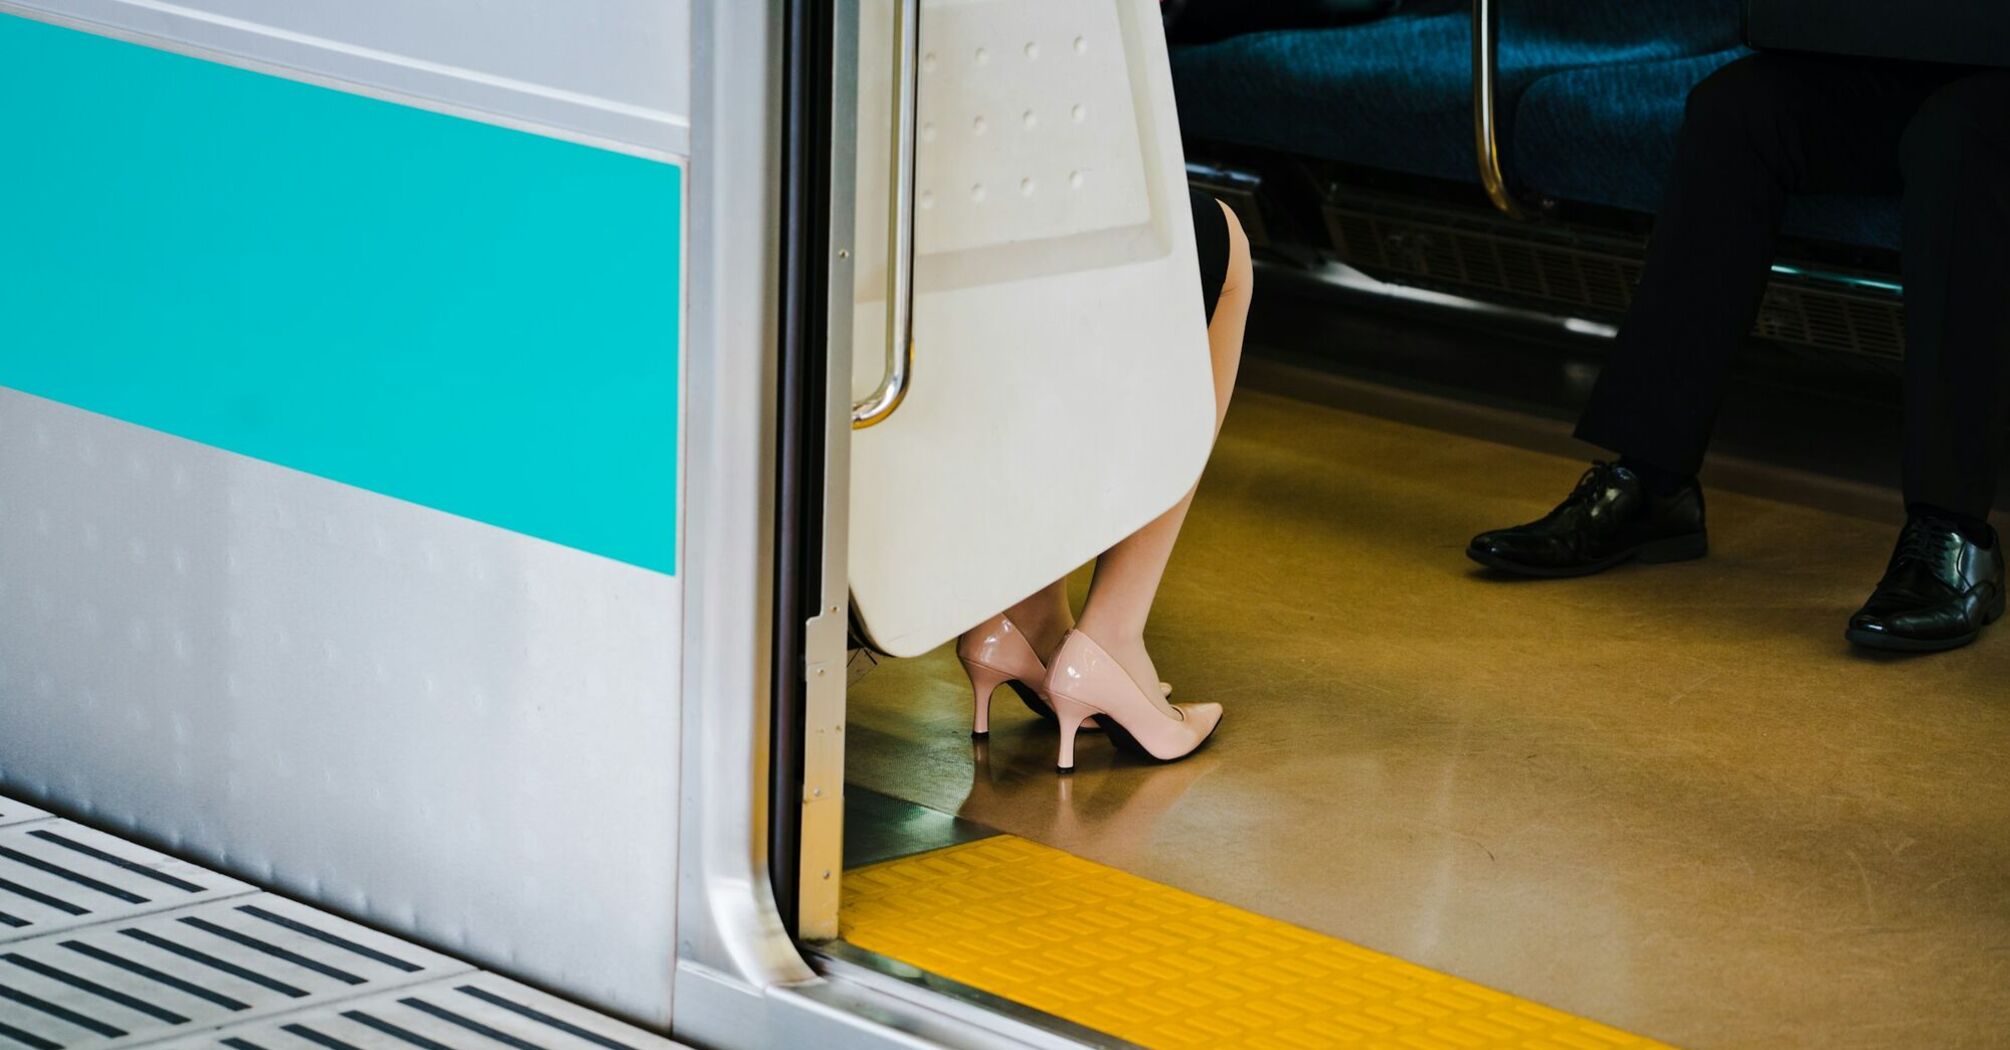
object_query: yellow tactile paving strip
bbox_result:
[842,836,1673,1050]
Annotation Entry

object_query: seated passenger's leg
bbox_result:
[1045,200,1250,770]
[1896,72,2010,528]
[1471,55,1940,578]
[1076,200,1249,690]
[1847,72,2010,652]
[960,201,1247,758]
[1579,55,1928,472]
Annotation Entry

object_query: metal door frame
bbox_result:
[673,2,1100,1044]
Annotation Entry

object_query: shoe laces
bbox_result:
[1562,461,1625,507]
[1893,517,1960,572]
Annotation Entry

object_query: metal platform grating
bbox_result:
[143,974,674,1050]
[0,897,465,1049]
[0,799,685,1050]
[0,824,250,942]
[0,804,51,832]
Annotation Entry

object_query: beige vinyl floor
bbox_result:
[845,373,2010,1049]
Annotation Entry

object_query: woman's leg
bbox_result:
[1000,579,1073,662]
[1075,200,1251,692]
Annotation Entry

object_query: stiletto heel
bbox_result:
[957,614,1110,736]
[961,660,1013,737]
[957,614,1069,733]
[1045,631,1222,770]
[1051,693,1095,772]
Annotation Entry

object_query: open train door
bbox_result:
[775,0,1216,943]
[848,0,1216,655]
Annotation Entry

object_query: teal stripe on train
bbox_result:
[0,15,682,574]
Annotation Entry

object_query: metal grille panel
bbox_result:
[147,975,671,1050]
[0,805,684,1050]
[0,825,249,942]
[0,896,466,1049]
[0,802,50,830]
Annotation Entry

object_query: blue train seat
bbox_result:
[1511,50,1902,248]
[1169,0,1903,251]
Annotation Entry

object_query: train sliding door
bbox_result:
[777,0,1219,941]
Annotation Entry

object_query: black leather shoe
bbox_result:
[1466,462,1708,578]
[1845,517,2005,652]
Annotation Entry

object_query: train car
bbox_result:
[3,1,2005,1048]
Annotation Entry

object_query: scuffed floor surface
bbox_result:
[846,387,2010,1050]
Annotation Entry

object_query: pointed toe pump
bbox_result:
[1044,631,1222,772]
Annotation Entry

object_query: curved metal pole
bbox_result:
[1471,0,1526,220]
[852,0,919,429]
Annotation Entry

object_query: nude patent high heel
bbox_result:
[1044,631,1222,772]
[957,614,1058,737]
[958,616,1169,737]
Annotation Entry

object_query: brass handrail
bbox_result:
[853,0,920,428]
[1471,0,1527,219]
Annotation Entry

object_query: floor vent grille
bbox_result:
[0,897,462,1049]
[145,975,665,1050]
[0,804,51,832]
[0,802,684,1050]
[0,826,248,942]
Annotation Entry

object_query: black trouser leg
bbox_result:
[1898,72,2010,520]
[1575,55,1939,476]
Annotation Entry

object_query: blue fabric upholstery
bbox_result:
[1169,0,1744,184]
[1170,0,1902,250]
[1171,5,1477,183]
[1513,50,1903,248]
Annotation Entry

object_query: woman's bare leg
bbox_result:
[1001,579,1074,661]
[1074,200,1251,692]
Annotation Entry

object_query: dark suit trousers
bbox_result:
[1574,53,2010,517]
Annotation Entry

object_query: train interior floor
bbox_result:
[840,308,2010,1049]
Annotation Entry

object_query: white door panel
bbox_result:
[849,0,1213,657]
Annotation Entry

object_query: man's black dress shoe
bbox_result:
[1466,461,1708,578]
[1845,517,2005,652]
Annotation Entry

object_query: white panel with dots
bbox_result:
[913,0,1150,254]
